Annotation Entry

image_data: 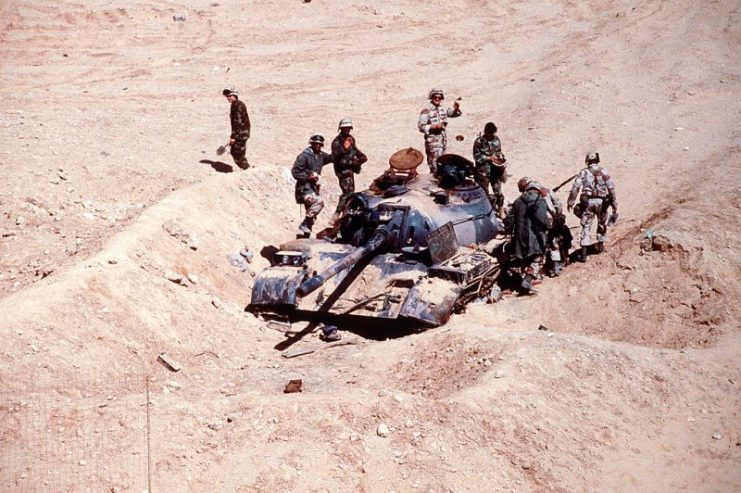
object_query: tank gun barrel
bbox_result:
[296,229,390,298]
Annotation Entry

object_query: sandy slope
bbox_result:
[0,0,739,491]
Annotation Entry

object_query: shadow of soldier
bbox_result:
[199,159,233,173]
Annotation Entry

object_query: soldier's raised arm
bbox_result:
[446,99,462,118]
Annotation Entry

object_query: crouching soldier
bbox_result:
[292,135,332,237]
[567,151,618,262]
[506,178,552,294]
[524,178,572,277]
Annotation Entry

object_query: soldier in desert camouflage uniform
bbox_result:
[417,88,462,174]
[331,118,367,224]
[292,135,333,237]
[222,87,251,170]
[472,122,507,217]
[567,151,618,262]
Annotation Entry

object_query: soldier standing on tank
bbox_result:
[567,151,618,262]
[505,178,552,294]
[418,88,462,174]
[222,87,251,170]
[292,135,333,237]
[330,118,368,225]
[472,122,507,217]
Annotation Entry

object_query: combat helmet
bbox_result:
[585,151,600,164]
[428,88,444,100]
[338,118,353,129]
[309,134,325,145]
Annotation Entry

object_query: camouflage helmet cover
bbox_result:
[309,134,325,145]
[428,88,444,100]
[338,118,353,129]
[585,151,600,164]
[517,176,533,192]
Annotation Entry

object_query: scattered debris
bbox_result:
[281,338,360,359]
[157,352,182,372]
[284,379,303,394]
[538,324,549,331]
[239,247,254,263]
[173,14,186,21]
[162,220,201,250]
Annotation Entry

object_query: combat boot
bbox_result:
[549,261,563,277]
[297,219,312,238]
[595,241,605,254]
[577,246,587,263]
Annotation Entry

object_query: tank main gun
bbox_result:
[296,210,404,298]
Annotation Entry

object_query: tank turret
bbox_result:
[249,153,506,328]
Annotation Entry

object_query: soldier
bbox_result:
[331,118,367,224]
[472,122,507,217]
[524,177,572,277]
[222,87,251,170]
[292,135,333,237]
[417,88,462,174]
[567,151,618,262]
[505,178,552,294]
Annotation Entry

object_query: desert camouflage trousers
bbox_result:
[474,166,505,215]
[579,198,609,246]
[302,191,324,219]
[424,134,446,173]
[334,174,355,214]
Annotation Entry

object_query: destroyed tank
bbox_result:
[249,151,507,328]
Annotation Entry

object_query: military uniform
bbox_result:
[530,181,572,276]
[472,132,506,215]
[292,145,332,234]
[567,162,617,251]
[229,98,251,169]
[417,93,462,173]
[331,133,367,215]
[505,187,552,292]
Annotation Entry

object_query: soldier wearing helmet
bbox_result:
[417,88,462,174]
[292,134,333,237]
[330,118,368,228]
[222,87,251,170]
[505,177,552,294]
[520,177,572,277]
[473,122,507,217]
[567,151,618,262]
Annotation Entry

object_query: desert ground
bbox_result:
[0,0,739,491]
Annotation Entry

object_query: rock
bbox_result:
[157,352,182,372]
[712,431,722,440]
[15,216,26,226]
[165,271,185,285]
[494,370,505,379]
[228,254,248,272]
[284,379,303,393]
[377,423,390,438]
[187,273,199,285]
[211,296,223,309]
[239,248,254,263]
